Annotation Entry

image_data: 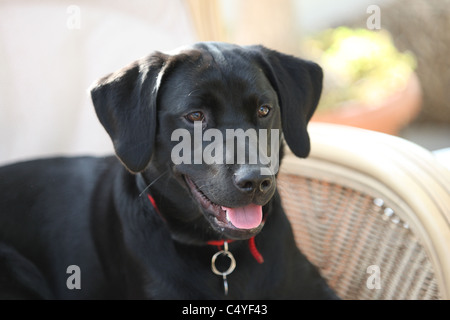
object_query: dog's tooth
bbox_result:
[225,209,230,222]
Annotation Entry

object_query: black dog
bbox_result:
[0,42,337,299]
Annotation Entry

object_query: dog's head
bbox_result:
[90,42,322,242]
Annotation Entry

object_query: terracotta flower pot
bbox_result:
[311,73,423,135]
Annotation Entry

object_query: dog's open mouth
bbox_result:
[184,176,264,237]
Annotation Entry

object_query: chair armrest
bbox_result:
[280,123,450,299]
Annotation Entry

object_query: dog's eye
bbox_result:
[185,111,205,123]
[257,105,271,118]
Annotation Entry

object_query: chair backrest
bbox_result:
[278,123,450,300]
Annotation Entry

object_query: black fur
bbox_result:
[0,43,337,299]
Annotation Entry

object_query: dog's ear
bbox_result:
[90,53,168,173]
[247,46,323,158]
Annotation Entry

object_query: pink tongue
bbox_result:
[221,204,263,230]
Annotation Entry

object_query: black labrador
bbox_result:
[0,42,337,299]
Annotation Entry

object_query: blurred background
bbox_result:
[1,0,449,166]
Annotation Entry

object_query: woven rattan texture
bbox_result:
[278,173,441,300]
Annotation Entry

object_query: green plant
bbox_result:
[303,27,417,112]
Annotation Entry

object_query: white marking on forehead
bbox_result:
[163,44,192,56]
[152,45,190,93]
[206,44,227,65]
[153,60,177,95]
[153,67,165,94]
[152,45,196,94]
[152,43,229,94]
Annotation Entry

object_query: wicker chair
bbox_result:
[278,123,450,300]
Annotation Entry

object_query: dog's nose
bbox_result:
[233,167,273,194]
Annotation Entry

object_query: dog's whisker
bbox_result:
[195,183,209,190]
[138,170,169,197]
[191,178,213,190]
[187,88,201,97]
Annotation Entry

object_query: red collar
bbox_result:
[147,194,264,264]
